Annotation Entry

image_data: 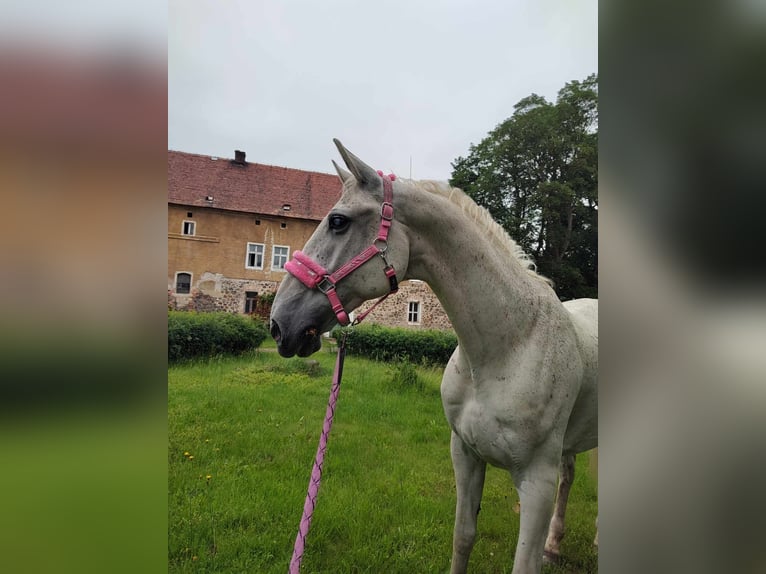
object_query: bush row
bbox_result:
[331,324,458,366]
[168,311,269,362]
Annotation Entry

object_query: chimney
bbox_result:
[232,150,246,166]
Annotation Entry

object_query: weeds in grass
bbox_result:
[386,358,425,393]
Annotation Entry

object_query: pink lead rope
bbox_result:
[288,335,346,574]
[288,172,397,573]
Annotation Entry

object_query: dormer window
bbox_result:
[282,204,291,211]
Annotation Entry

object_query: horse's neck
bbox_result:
[402,189,551,367]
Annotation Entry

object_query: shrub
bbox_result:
[331,324,458,366]
[386,359,424,393]
[168,311,268,362]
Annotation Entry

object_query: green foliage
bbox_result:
[258,291,276,305]
[332,324,458,366]
[450,74,598,300]
[386,359,424,393]
[168,311,268,362]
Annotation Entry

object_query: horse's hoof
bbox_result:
[543,550,561,565]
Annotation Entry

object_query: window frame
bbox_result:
[182,220,196,236]
[244,291,258,314]
[245,242,265,270]
[271,244,290,271]
[407,300,421,324]
[175,272,192,295]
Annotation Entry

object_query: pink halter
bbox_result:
[284,172,399,326]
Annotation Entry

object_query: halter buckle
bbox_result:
[317,276,336,294]
[380,202,394,221]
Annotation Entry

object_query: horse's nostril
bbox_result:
[270,320,281,342]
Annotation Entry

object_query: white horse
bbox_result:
[270,140,598,573]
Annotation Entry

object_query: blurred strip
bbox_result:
[601,1,766,573]
[0,4,168,572]
[0,49,167,411]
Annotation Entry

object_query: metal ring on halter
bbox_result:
[374,238,388,254]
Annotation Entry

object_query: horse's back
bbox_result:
[563,297,597,328]
[563,298,598,355]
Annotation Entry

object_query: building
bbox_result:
[168,150,452,330]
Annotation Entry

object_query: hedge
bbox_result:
[168,311,269,362]
[331,324,458,366]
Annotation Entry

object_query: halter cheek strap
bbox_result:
[284,172,399,326]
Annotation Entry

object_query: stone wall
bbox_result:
[169,274,452,331]
[355,280,452,330]
[169,271,278,315]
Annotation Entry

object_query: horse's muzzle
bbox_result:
[270,319,322,358]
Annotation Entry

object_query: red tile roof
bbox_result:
[168,150,342,221]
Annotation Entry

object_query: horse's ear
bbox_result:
[333,138,379,187]
[331,160,353,184]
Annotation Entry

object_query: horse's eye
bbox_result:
[328,214,349,232]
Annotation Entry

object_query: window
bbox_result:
[246,243,265,269]
[272,245,289,271]
[182,220,195,236]
[175,272,191,294]
[408,301,421,324]
[244,291,258,314]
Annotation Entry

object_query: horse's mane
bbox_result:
[412,179,552,286]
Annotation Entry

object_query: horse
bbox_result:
[269,140,598,573]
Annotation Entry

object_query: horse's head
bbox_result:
[270,139,411,357]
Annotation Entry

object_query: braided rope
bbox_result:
[288,339,346,573]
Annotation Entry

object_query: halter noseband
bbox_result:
[284,172,399,326]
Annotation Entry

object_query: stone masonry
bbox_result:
[169,272,278,315]
[355,280,453,330]
[169,274,452,331]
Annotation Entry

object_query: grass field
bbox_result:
[169,346,598,573]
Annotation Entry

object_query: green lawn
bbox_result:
[169,347,598,573]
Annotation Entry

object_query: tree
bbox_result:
[450,74,598,300]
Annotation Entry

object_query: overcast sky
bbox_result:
[169,0,597,181]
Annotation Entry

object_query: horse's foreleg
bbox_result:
[543,454,576,563]
[449,432,487,574]
[510,451,560,574]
